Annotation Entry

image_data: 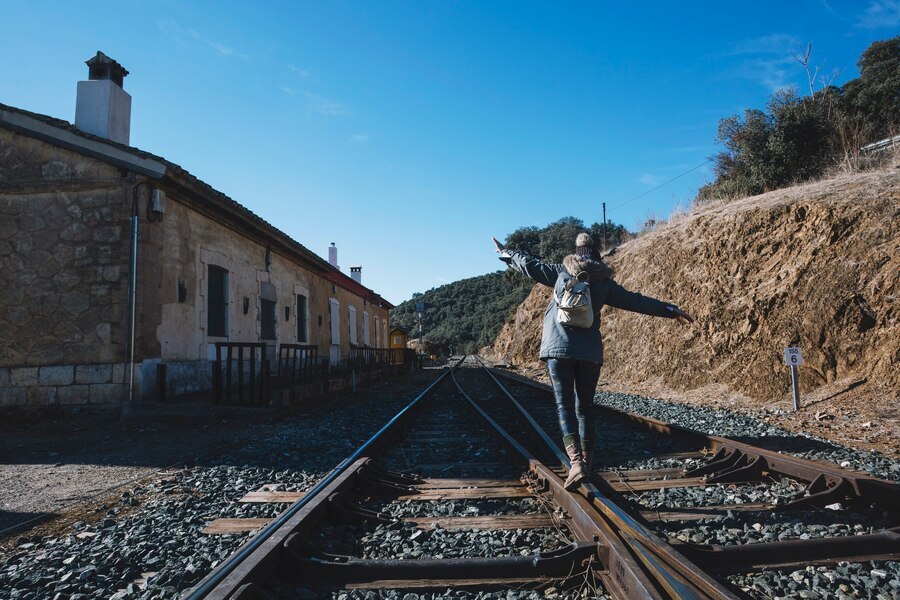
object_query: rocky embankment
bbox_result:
[487,169,899,416]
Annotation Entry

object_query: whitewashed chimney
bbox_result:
[75,51,131,144]
[350,266,362,284]
[328,242,339,269]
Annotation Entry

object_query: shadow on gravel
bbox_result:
[727,434,842,454]
[0,372,442,473]
[0,511,55,536]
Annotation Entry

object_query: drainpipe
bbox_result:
[127,181,150,405]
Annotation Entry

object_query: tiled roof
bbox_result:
[0,102,394,309]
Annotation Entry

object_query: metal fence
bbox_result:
[213,343,417,406]
[348,346,416,383]
[276,344,321,389]
[213,342,270,406]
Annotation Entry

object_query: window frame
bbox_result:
[296,293,309,343]
[260,298,277,341]
[207,265,228,338]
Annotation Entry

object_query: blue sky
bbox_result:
[2,1,897,303]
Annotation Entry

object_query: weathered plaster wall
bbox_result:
[140,195,388,363]
[135,190,390,398]
[0,129,131,406]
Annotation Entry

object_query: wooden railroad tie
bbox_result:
[203,512,556,535]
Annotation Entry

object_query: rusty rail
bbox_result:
[482,360,900,581]
[472,357,738,599]
[185,359,462,599]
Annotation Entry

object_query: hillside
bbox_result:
[391,272,532,354]
[486,168,899,449]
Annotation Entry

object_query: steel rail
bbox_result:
[472,356,739,599]
[450,364,667,599]
[184,359,463,600]
[483,361,900,581]
[488,365,900,508]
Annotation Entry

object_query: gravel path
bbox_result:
[595,390,900,599]
[372,498,546,519]
[0,372,439,600]
[597,391,900,481]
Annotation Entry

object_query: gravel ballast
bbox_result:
[596,391,900,482]
[0,375,436,600]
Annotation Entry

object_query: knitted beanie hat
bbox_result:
[575,232,594,257]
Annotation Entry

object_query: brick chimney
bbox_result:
[75,51,131,144]
[350,266,362,284]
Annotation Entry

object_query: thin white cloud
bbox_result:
[856,0,900,27]
[155,19,250,60]
[639,173,659,186]
[719,34,803,92]
[350,133,370,144]
[303,92,351,117]
[279,85,296,96]
[721,34,801,57]
[287,64,314,79]
[668,145,715,153]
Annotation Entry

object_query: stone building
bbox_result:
[0,53,393,409]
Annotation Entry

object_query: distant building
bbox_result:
[0,52,393,409]
[389,327,409,350]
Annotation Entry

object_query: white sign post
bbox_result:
[784,347,803,411]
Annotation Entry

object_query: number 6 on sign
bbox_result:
[784,347,803,366]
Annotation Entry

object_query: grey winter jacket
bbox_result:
[500,250,677,364]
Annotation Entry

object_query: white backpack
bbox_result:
[555,272,594,328]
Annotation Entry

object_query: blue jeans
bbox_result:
[546,358,601,444]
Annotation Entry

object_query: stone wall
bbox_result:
[0,129,131,407]
[0,363,131,406]
[0,127,391,408]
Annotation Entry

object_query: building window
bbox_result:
[261,298,276,340]
[297,294,308,342]
[362,312,370,346]
[393,335,402,346]
[374,316,380,347]
[348,306,358,345]
[329,298,340,344]
[207,265,228,337]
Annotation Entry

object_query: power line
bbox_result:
[608,159,712,213]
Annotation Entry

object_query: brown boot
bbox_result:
[564,442,587,491]
[581,439,594,481]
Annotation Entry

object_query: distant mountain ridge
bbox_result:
[390,217,631,355]
[390,271,531,355]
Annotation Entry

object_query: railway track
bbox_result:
[184,356,899,599]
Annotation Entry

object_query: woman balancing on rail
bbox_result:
[492,232,694,490]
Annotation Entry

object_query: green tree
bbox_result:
[698,36,899,203]
[393,215,634,354]
[843,36,900,141]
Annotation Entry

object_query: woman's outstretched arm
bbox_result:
[492,236,561,288]
[605,280,695,324]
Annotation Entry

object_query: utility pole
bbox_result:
[416,301,425,367]
[601,202,607,252]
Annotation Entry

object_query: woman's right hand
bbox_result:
[492,237,506,253]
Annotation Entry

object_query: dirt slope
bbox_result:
[487,169,899,409]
